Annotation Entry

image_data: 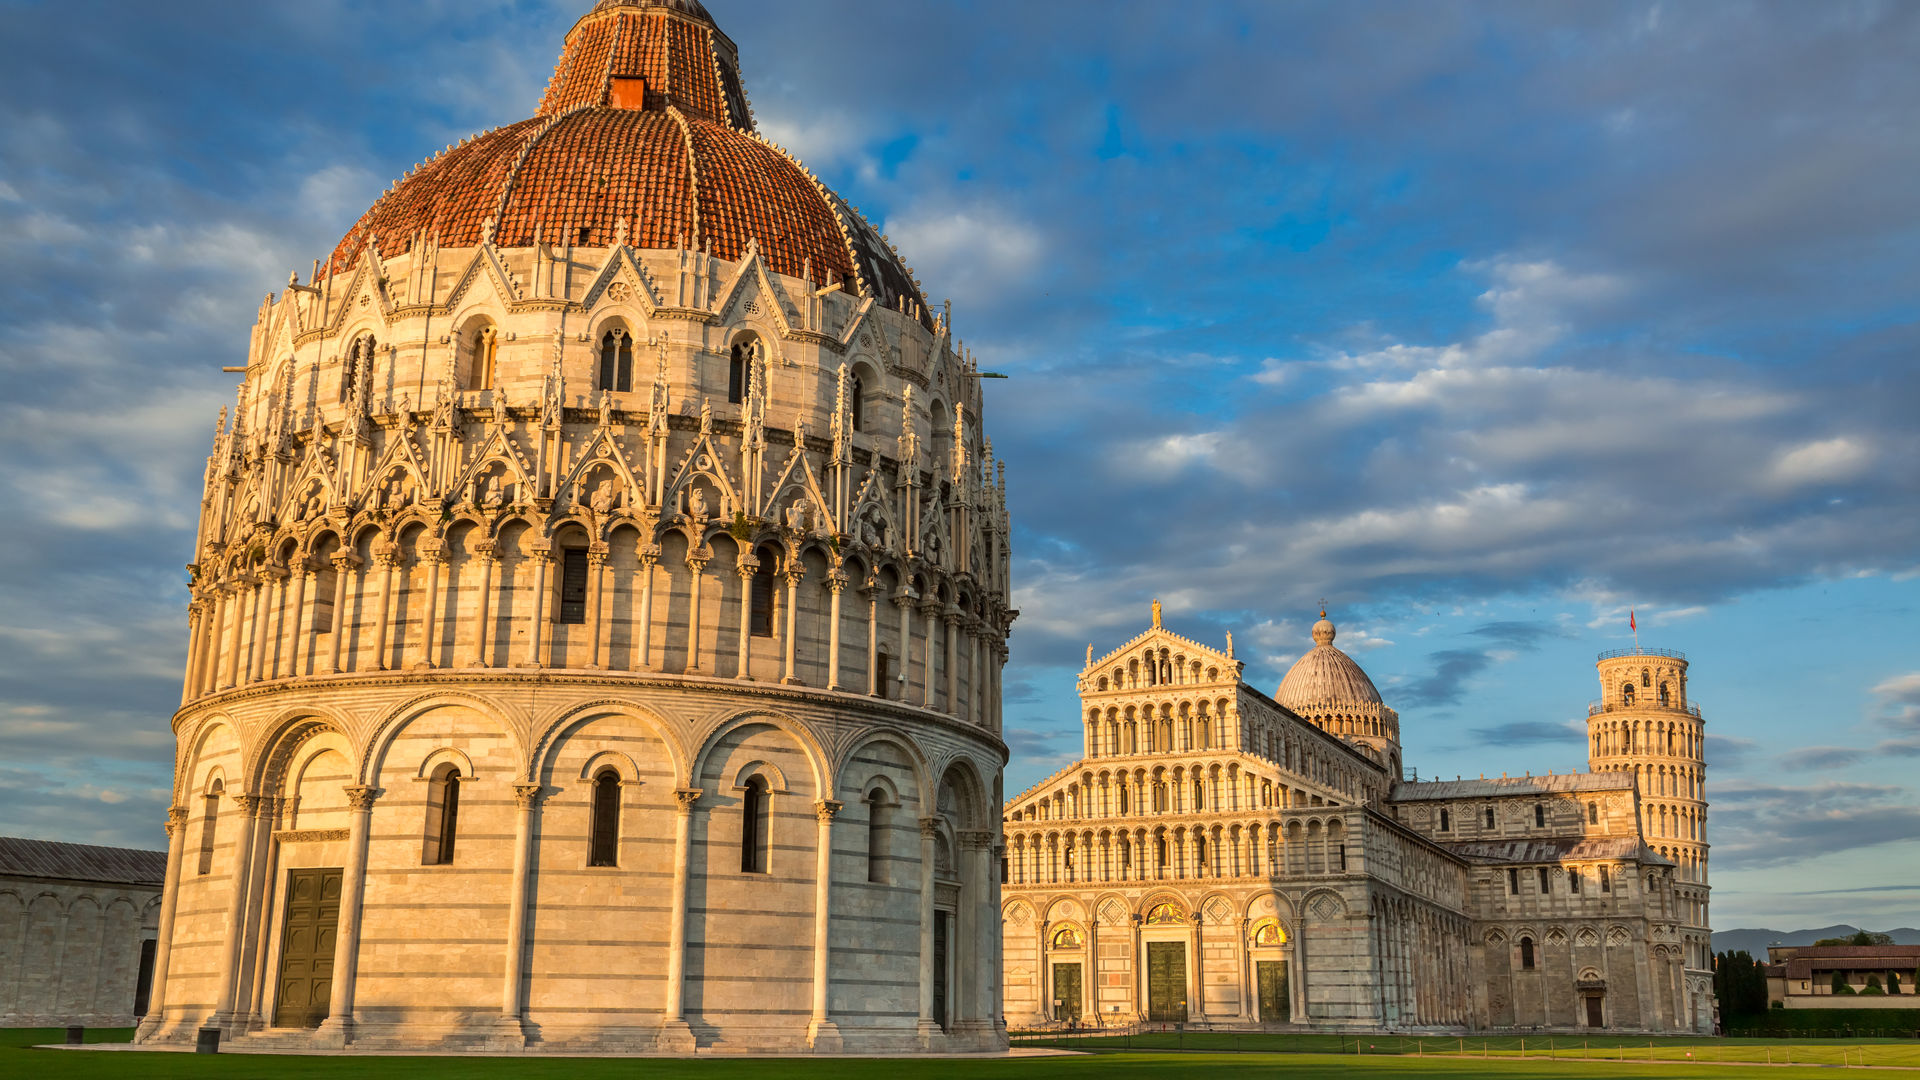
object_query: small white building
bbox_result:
[0,837,165,1027]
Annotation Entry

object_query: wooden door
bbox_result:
[1257,960,1289,1023]
[933,911,950,1030]
[273,868,341,1028]
[1585,994,1605,1028]
[1146,941,1187,1023]
[1052,962,1083,1023]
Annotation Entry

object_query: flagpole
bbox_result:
[1631,609,1639,653]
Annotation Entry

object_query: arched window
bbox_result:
[1535,803,1546,828]
[1192,778,1204,809]
[557,545,590,624]
[424,764,461,865]
[1194,834,1208,873]
[1117,785,1129,815]
[1658,682,1671,707]
[1568,867,1582,893]
[1642,668,1651,688]
[728,340,753,404]
[1599,865,1611,892]
[340,335,375,402]
[1154,835,1168,872]
[588,768,621,867]
[1439,808,1451,832]
[1588,802,1599,825]
[741,776,770,873]
[467,325,497,390]
[1152,783,1167,813]
[750,557,777,637]
[1622,682,1635,707]
[1486,806,1496,829]
[198,779,223,875]
[1519,936,1536,970]
[599,330,633,393]
[849,374,864,432]
[866,787,889,884]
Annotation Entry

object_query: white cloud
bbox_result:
[1769,436,1873,489]
[883,204,1043,308]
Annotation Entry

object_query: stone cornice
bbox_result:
[171,666,1009,763]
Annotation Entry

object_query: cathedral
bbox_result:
[1001,608,1714,1034]
[137,0,1012,1054]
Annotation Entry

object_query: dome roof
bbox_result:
[326,1,929,320]
[1276,613,1384,713]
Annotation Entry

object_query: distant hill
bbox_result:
[1714,925,1920,957]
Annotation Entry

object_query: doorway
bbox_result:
[933,911,950,1030]
[272,868,342,1028]
[1585,993,1605,1029]
[1146,941,1188,1023]
[1256,959,1289,1023]
[1052,962,1083,1023]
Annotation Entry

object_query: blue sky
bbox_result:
[1,0,1916,932]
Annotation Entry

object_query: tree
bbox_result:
[1817,930,1894,947]
[1833,970,1856,995]
[1864,975,1884,995]
[1890,971,1902,996]
[1714,951,1769,1019]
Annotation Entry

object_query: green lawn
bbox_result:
[3,1027,1914,1079]
[1014,1030,1920,1067]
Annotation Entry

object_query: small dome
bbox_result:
[1277,614,1383,711]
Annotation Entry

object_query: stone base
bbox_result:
[915,1018,944,1050]
[654,1018,698,1052]
[483,1016,528,1052]
[312,1015,352,1049]
[805,1018,843,1052]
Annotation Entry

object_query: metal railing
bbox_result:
[1588,700,1702,718]
[1597,647,1686,662]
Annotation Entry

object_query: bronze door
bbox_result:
[1052,962,1083,1022]
[1146,941,1187,1023]
[273,868,341,1028]
[1257,959,1289,1023]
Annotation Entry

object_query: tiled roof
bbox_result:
[326,0,927,322]
[1441,836,1666,865]
[1391,773,1635,801]
[0,836,166,888]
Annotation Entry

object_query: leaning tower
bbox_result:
[138,0,1012,1054]
[1587,648,1713,1031]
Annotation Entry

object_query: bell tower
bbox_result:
[1588,647,1713,1029]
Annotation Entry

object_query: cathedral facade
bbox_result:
[1001,609,1713,1033]
[137,0,1011,1054]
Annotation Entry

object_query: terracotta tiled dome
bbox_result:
[326,0,927,317]
[1276,613,1384,710]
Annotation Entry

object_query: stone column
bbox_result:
[239,797,283,1030]
[325,554,354,674]
[1131,914,1145,1021]
[921,599,939,708]
[134,806,189,1042]
[471,544,497,667]
[864,584,880,695]
[1086,916,1101,1024]
[636,547,659,670]
[1190,911,1207,1022]
[807,799,843,1049]
[586,548,609,669]
[1235,917,1252,1020]
[657,788,702,1051]
[958,829,995,1030]
[180,605,205,706]
[317,785,376,1048]
[493,783,544,1049]
[416,544,445,669]
[285,569,312,678]
[523,549,551,668]
[916,816,941,1043]
[825,571,847,691]
[210,794,262,1029]
[943,610,959,715]
[247,573,275,683]
[222,580,248,689]
[687,553,711,672]
[367,550,397,671]
[893,591,915,701]
[781,564,804,685]
[734,556,757,679]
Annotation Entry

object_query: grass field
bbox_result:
[1012,1029,1920,1067]
[4,1027,1915,1079]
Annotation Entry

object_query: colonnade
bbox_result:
[1007,817,1352,886]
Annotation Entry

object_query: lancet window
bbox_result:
[588,768,621,867]
[741,775,770,873]
[424,764,461,865]
[599,330,633,392]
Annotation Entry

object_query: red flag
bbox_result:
[1629,609,1637,632]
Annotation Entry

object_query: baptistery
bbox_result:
[137,0,1011,1053]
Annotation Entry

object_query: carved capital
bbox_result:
[735,556,760,579]
[674,788,704,815]
[512,783,545,809]
[826,571,849,593]
[231,793,266,816]
[957,829,993,851]
[330,553,358,573]
[165,805,188,836]
[814,799,844,824]
[343,784,379,811]
[919,816,944,840]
